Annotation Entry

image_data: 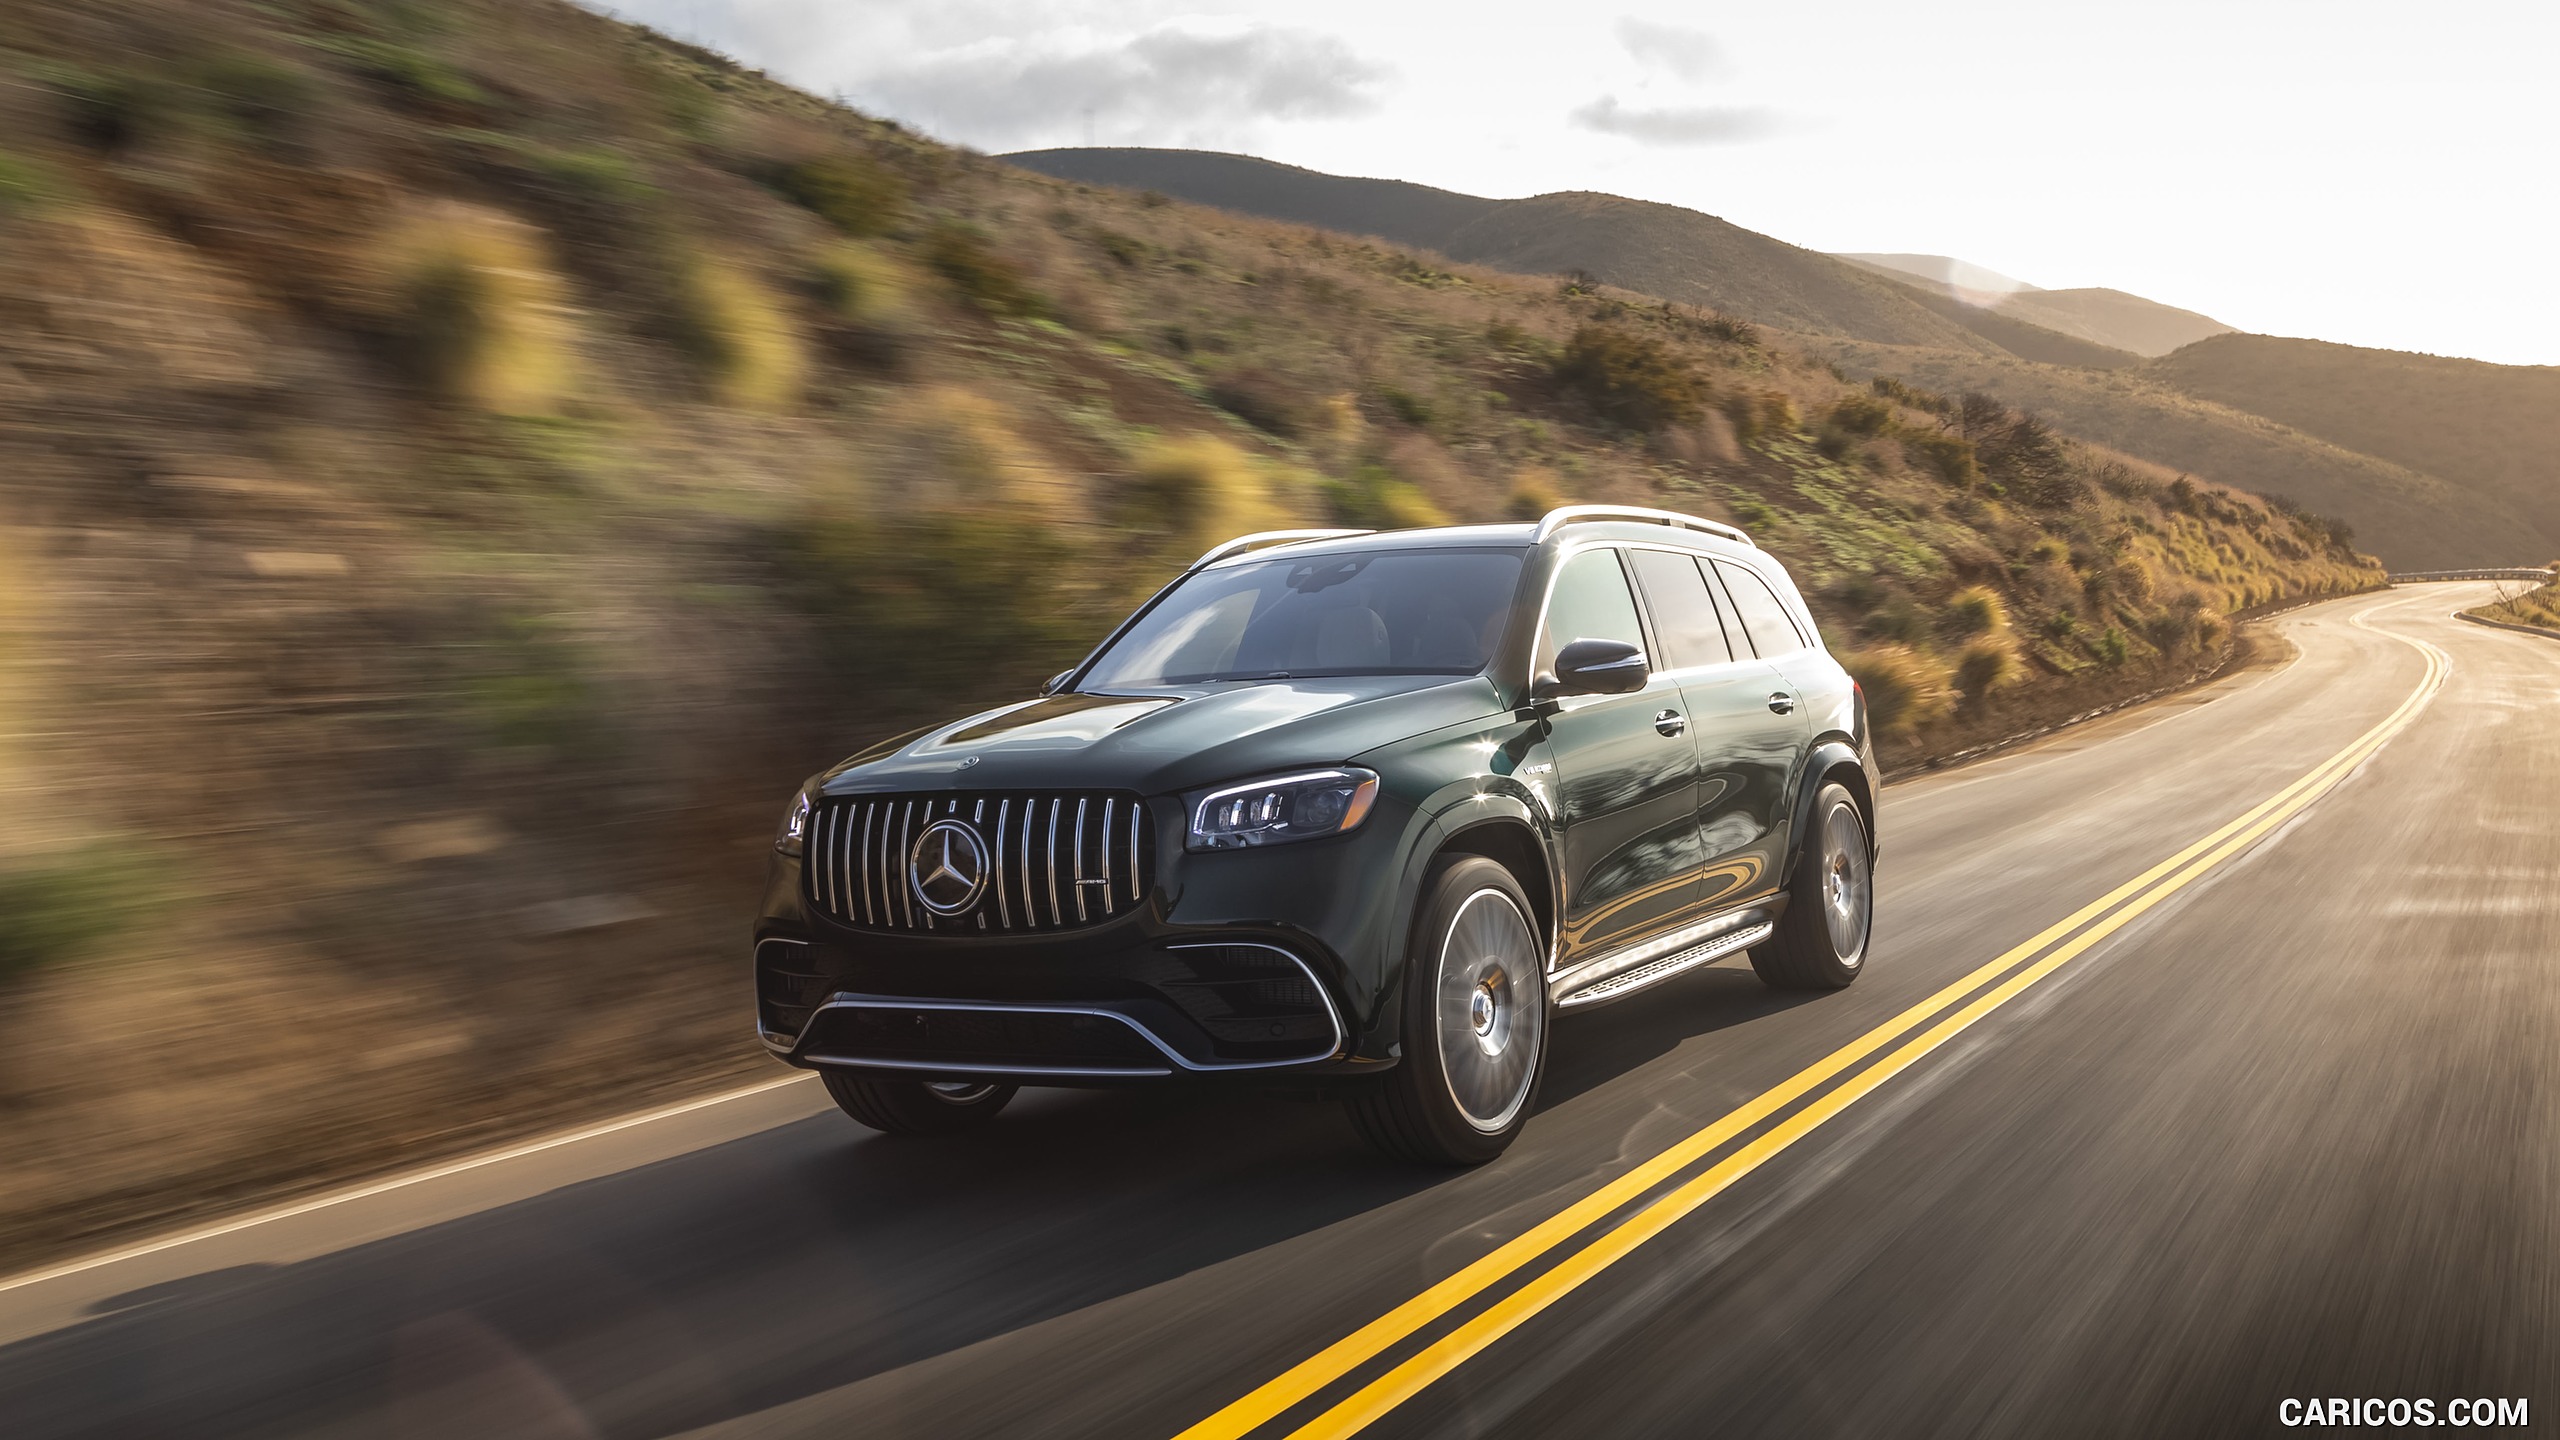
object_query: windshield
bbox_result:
[1080,547,1526,688]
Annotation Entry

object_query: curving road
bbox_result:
[3,584,2553,1439]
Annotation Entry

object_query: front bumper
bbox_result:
[753,796,1415,1084]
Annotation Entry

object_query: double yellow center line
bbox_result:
[1180,604,2448,1440]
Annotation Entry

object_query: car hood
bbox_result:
[818,675,1508,797]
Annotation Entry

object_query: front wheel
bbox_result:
[1750,781,1873,991]
[1348,856,1549,1165]
[821,1071,1018,1135]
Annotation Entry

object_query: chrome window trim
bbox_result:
[1531,505,1753,548]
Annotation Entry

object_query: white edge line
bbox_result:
[0,1073,816,1296]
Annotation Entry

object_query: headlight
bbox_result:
[776,787,813,856]
[1186,768,1380,851]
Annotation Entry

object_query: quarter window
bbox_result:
[1537,549,1647,674]
[1712,559,1807,658]
[1627,548,1734,669]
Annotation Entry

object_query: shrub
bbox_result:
[1698,312,1759,347]
[194,50,321,150]
[1091,229,1148,267]
[1942,585,2010,639]
[1842,646,1953,735]
[2043,611,2083,643]
[675,256,804,410]
[1206,369,1305,438]
[1870,375,1948,414]
[811,241,910,326]
[1954,637,2018,703]
[1905,429,1979,488]
[1125,436,1283,552]
[314,35,486,107]
[926,222,1044,318]
[1378,385,1434,427]
[2095,625,2131,667]
[0,149,52,219]
[1325,464,1448,530]
[1552,325,1708,431]
[1827,392,1894,438]
[776,154,906,237]
[1506,468,1564,521]
[1863,596,1933,645]
[0,847,154,985]
[386,204,576,414]
[36,62,165,151]
[1758,391,1800,436]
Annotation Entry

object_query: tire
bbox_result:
[820,1071,1018,1135]
[1750,781,1873,991]
[1348,856,1549,1166]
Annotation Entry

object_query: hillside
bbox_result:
[0,0,2373,1264]
[2147,334,2560,546]
[1838,253,2234,357]
[1007,148,2019,354]
[1808,340,2555,569]
[1003,148,2544,567]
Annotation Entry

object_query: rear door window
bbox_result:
[1626,548,1734,669]
[1711,560,1807,658]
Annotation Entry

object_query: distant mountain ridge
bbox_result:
[1008,148,2059,358]
[1837,253,2235,358]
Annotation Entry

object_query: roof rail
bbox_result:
[1190,528,1376,570]
[1532,505,1753,548]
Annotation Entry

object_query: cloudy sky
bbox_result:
[597,0,2560,365]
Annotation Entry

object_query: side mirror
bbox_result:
[1041,670,1074,696]
[1534,638,1649,700]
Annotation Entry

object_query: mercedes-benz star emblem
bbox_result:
[908,819,991,917]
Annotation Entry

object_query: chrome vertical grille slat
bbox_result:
[1098,799,1115,918]
[803,791,1151,935]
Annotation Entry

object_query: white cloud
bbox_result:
[1614,18,1724,81]
[1568,95,1771,146]
[852,26,1391,149]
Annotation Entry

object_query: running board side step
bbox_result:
[1554,921,1774,1009]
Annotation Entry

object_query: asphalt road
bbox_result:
[4,583,2551,1439]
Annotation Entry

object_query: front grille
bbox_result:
[803,792,1155,934]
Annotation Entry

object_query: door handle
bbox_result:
[1653,709,1687,737]
[1767,693,1796,715]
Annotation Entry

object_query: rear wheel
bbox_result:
[1750,781,1873,991]
[1348,856,1548,1165]
[820,1071,1018,1135]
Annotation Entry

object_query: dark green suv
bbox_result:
[755,506,1877,1163]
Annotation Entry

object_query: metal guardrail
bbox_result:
[2386,568,2556,583]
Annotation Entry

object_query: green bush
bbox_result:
[1698,313,1759,347]
[1905,429,1979,488]
[776,154,906,238]
[36,62,167,151]
[1125,436,1284,554]
[926,223,1044,319]
[311,35,486,107]
[2095,625,2131,667]
[1870,375,1948,414]
[0,847,155,985]
[1552,325,1708,432]
[1863,596,1933,645]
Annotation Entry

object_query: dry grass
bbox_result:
[0,0,2386,1266]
